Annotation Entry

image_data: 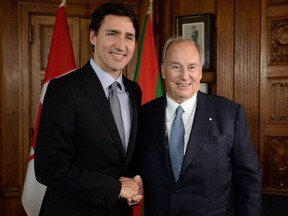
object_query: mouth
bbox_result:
[111,52,127,60]
[176,82,191,87]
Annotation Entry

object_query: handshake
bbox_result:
[119,175,143,206]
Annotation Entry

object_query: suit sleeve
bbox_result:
[34,78,121,209]
[232,105,262,216]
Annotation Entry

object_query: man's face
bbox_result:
[161,41,202,104]
[90,15,136,78]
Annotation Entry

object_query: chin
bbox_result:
[113,63,127,70]
[110,66,124,72]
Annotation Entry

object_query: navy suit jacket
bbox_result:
[138,92,262,216]
[35,61,142,216]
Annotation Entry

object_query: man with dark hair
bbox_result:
[35,2,143,215]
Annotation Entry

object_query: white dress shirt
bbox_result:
[166,94,197,153]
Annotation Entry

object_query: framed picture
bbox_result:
[176,14,213,71]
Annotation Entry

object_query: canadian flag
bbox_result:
[21,2,76,215]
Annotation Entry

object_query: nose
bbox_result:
[181,68,190,80]
[114,37,125,51]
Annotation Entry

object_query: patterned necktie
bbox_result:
[169,106,185,181]
[109,81,126,152]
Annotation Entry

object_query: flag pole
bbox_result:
[149,0,153,20]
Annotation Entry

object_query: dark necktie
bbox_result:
[109,81,126,152]
[169,106,185,181]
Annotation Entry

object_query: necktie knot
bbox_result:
[110,81,119,93]
[175,106,184,117]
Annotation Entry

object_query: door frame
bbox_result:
[18,2,95,182]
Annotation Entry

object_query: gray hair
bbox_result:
[161,36,205,66]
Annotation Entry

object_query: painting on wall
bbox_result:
[176,13,213,71]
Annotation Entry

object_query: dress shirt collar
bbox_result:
[166,93,197,120]
[89,58,125,95]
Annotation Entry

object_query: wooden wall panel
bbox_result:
[216,0,235,99]
[234,0,261,150]
[156,0,172,61]
[0,0,4,204]
[260,0,288,194]
[269,17,288,65]
[1,2,23,216]
[172,0,216,17]
[269,79,288,123]
[264,136,288,192]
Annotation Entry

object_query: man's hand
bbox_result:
[119,175,143,206]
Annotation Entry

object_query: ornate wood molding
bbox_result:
[265,136,288,191]
[269,79,288,123]
[270,18,288,64]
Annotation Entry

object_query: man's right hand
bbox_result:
[119,175,143,205]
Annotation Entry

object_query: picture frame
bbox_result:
[176,14,213,71]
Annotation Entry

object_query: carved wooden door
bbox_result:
[260,0,288,193]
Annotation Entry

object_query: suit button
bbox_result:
[173,189,178,193]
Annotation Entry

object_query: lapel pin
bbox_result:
[209,118,212,121]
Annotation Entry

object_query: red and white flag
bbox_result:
[22,2,76,215]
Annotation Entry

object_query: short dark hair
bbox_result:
[89,2,139,41]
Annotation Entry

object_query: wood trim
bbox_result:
[0,187,21,197]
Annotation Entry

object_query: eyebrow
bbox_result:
[106,29,135,38]
[169,61,181,65]
[106,29,120,34]
[168,62,199,67]
[125,32,135,38]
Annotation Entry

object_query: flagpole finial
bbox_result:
[62,0,66,6]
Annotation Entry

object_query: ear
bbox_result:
[161,64,166,79]
[90,30,96,46]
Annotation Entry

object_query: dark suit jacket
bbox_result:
[34,61,142,216]
[138,92,262,216]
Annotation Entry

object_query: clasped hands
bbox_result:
[119,175,143,206]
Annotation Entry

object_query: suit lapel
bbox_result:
[153,97,167,152]
[81,62,125,155]
[182,92,215,173]
[152,97,171,172]
[123,78,139,163]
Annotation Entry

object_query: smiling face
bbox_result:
[161,40,202,104]
[90,15,136,78]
